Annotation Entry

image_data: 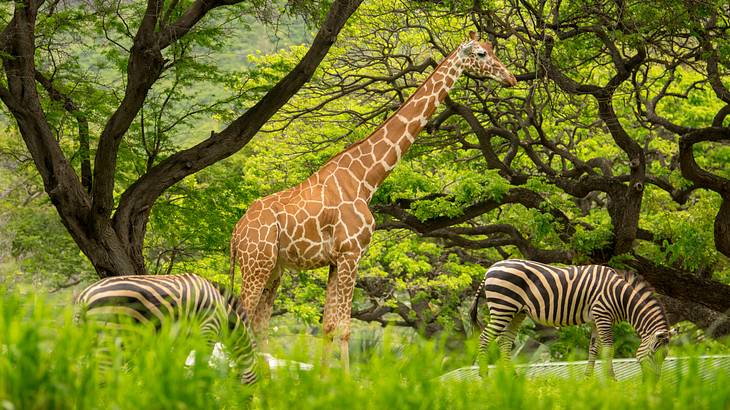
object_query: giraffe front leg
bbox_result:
[334,257,358,375]
[322,254,358,375]
[321,264,338,374]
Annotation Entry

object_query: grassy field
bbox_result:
[1,289,729,410]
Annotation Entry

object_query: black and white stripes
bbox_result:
[75,273,259,384]
[470,259,670,377]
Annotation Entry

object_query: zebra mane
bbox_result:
[210,280,248,320]
[617,270,654,295]
[615,269,668,319]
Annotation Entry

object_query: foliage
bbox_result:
[227,0,730,335]
[0,133,95,288]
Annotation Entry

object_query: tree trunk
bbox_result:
[714,195,730,258]
[678,128,730,258]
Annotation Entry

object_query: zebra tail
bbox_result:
[229,238,237,290]
[469,277,486,331]
[73,303,87,326]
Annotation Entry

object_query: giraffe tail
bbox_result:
[469,275,487,332]
[229,238,237,290]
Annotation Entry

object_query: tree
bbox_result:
[249,0,730,335]
[0,0,362,278]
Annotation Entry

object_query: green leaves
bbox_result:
[571,214,614,255]
[642,190,721,271]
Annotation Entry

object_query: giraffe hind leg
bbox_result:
[250,265,283,352]
[236,218,280,339]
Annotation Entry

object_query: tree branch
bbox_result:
[158,0,246,48]
[92,0,167,218]
[34,70,92,192]
[112,0,363,237]
[628,255,730,313]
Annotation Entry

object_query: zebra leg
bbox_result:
[496,312,526,361]
[585,326,600,376]
[476,308,518,376]
[595,319,616,380]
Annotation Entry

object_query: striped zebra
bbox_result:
[75,273,259,384]
[470,259,670,378]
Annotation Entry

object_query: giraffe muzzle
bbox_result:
[502,73,518,87]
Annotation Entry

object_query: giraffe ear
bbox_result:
[468,30,479,41]
[460,41,475,56]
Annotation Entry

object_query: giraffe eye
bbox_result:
[477,51,487,58]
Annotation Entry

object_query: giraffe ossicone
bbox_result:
[230,31,517,372]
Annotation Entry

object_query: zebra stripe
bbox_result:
[470,259,670,378]
[75,273,259,384]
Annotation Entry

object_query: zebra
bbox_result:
[75,273,259,384]
[470,259,671,378]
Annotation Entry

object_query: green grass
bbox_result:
[1,289,729,410]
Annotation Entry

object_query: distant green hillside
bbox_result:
[178,15,311,146]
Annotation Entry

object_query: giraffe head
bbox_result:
[459,31,517,87]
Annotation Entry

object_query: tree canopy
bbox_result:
[1,0,729,341]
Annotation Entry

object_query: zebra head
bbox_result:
[618,270,671,377]
[641,329,671,355]
[637,328,671,379]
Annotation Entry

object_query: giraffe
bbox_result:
[230,31,517,372]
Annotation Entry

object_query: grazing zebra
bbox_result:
[470,259,670,378]
[75,273,259,384]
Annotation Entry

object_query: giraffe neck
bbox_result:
[324,48,466,201]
